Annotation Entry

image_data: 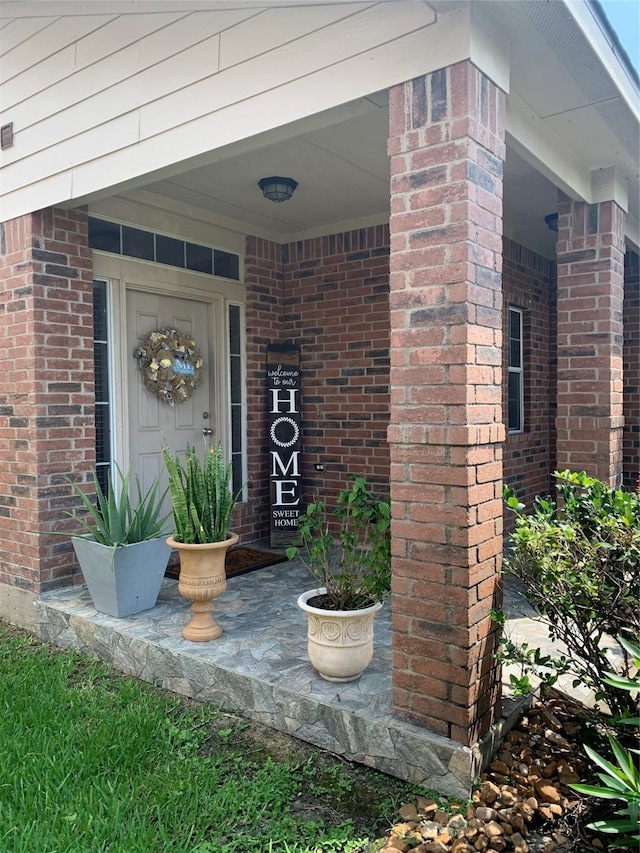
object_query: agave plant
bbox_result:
[571,734,640,848]
[571,635,640,849]
[162,442,240,544]
[63,463,169,546]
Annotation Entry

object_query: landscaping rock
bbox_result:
[534,781,561,804]
[399,804,420,822]
[475,807,498,822]
[382,696,607,853]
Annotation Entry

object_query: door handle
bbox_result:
[202,427,213,436]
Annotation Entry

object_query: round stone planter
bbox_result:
[297,587,383,682]
[166,532,238,642]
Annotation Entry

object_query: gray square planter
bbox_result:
[71,536,171,618]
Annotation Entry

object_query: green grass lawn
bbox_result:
[0,624,426,853]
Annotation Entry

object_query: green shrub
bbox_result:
[287,476,391,610]
[503,470,640,717]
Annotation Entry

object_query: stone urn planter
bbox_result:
[162,441,242,643]
[287,477,391,682]
[297,587,382,681]
[166,532,238,641]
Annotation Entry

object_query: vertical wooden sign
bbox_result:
[267,345,302,547]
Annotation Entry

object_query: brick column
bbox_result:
[388,62,506,746]
[623,251,639,490]
[0,208,94,609]
[556,194,626,486]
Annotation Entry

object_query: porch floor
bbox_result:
[37,555,547,798]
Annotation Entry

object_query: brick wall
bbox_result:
[241,225,558,546]
[233,236,285,541]
[0,208,94,593]
[237,228,391,540]
[282,227,391,502]
[502,239,556,514]
[623,250,639,490]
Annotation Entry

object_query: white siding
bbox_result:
[0,1,451,221]
[0,15,58,54]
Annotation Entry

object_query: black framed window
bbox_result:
[89,219,121,253]
[122,226,154,260]
[186,242,213,274]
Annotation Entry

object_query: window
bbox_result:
[88,217,240,281]
[93,280,112,494]
[228,304,245,496]
[508,306,524,433]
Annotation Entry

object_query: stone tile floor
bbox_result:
[37,556,552,798]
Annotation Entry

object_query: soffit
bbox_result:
[482,1,639,178]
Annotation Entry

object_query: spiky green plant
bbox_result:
[63,464,169,546]
[570,634,640,849]
[162,442,240,544]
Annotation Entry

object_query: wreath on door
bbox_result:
[135,327,204,406]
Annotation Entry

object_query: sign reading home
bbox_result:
[267,345,301,547]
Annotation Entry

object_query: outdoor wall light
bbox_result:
[544,212,559,232]
[258,176,298,202]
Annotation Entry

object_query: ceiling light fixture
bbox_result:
[544,212,559,232]
[258,176,298,203]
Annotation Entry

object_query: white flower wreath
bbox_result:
[135,327,204,406]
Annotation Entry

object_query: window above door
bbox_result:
[89,218,240,281]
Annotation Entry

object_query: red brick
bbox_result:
[0,207,94,592]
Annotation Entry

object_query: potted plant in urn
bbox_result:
[63,465,171,618]
[287,476,391,682]
[162,441,241,642]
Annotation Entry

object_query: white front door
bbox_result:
[127,288,216,497]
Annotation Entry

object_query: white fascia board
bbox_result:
[563,0,639,118]
[506,92,592,202]
[469,4,510,94]
[591,166,628,212]
[0,172,73,225]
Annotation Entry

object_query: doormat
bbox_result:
[165,546,288,581]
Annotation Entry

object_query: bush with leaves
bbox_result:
[287,476,391,611]
[503,470,640,717]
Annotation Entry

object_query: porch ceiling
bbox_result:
[120,0,638,259]
[142,95,560,260]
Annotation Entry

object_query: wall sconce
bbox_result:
[544,213,559,232]
[258,176,298,203]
